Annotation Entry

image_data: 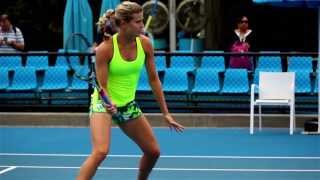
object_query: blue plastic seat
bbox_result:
[199,52,225,72]
[154,55,166,71]
[295,71,311,94]
[287,56,313,73]
[7,67,37,91]
[55,49,81,69]
[137,68,151,92]
[69,78,89,90]
[39,67,69,91]
[26,51,49,70]
[256,55,282,72]
[169,54,195,72]
[192,69,220,93]
[221,68,249,93]
[254,54,282,89]
[0,56,22,70]
[163,68,189,93]
[69,66,89,90]
[0,68,9,90]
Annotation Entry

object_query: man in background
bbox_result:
[0,14,24,52]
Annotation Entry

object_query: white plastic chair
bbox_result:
[250,72,295,135]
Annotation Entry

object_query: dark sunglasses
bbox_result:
[240,20,248,24]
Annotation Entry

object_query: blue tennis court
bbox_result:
[0,127,319,179]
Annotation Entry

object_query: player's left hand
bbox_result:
[163,113,184,133]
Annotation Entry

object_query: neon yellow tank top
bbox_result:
[93,33,145,107]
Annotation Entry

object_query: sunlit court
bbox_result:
[1,0,320,180]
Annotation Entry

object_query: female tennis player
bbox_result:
[77,1,184,180]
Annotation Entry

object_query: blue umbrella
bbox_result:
[253,0,320,134]
[100,0,120,16]
[63,0,93,49]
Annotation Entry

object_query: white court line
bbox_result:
[0,165,319,172]
[0,166,16,175]
[0,153,320,159]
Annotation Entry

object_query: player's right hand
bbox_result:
[106,103,118,114]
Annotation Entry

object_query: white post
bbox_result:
[169,0,176,52]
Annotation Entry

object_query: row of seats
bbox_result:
[0,64,317,93]
[0,67,89,92]
[153,54,317,94]
[0,49,89,71]
[0,51,318,94]
[0,61,318,94]
[0,50,316,72]
[156,54,316,73]
[2,67,315,97]
[138,68,319,95]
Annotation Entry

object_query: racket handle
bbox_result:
[98,89,112,105]
[99,89,123,120]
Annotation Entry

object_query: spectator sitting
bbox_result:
[0,14,25,52]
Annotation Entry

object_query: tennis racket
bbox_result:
[64,33,122,119]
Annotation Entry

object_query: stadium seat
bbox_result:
[199,51,225,72]
[41,66,89,106]
[287,56,313,73]
[7,67,37,91]
[250,72,295,135]
[295,71,311,94]
[0,56,22,70]
[69,78,89,91]
[169,53,195,72]
[26,51,49,70]
[55,49,81,69]
[68,66,90,90]
[39,67,69,91]
[163,68,189,93]
[137,68,151,92]
[154,55,166,71]
[192,69,220,94]
[0,68,9,90]
[221,69,249,94]
[256,54,282,72]
[253,53,282,87]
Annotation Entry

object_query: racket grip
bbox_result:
[99,89,123,120]
[98,89,112,105]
